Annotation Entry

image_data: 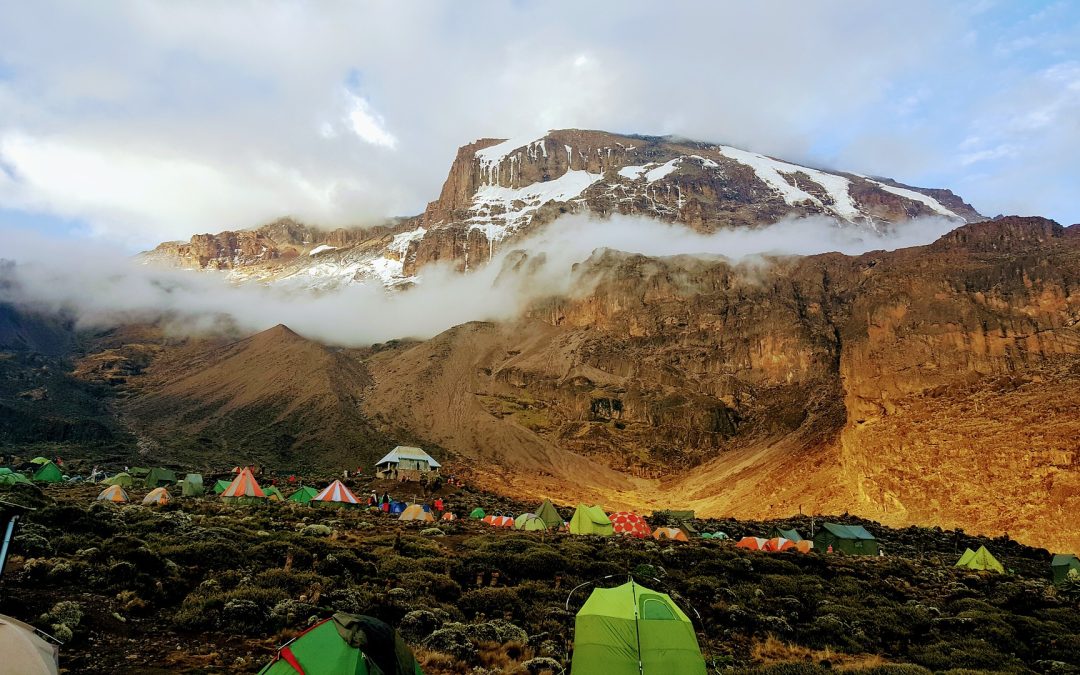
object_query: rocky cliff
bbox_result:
[142,130,981,288]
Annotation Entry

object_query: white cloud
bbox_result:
[344,93,397,149]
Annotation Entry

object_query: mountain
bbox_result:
[141,129,981,288]
[107,216,1080,550]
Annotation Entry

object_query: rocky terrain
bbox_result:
[141,130,980,289]
[0,479,1076,674]
[9,216,1073,554]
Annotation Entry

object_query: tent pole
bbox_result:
[630,577,644,675]
[0,514,18,577]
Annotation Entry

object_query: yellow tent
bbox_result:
[568,504,613,536]
[398,504,435,522]
[956,546,1005,574]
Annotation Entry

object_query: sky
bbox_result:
[0,0,1077,249]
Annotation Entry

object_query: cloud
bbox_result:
[0,212,960,347]
[0,0,1077,244]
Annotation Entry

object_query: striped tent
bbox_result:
[609,511,652,538]
[736,536,769,550]
[220,468,266,503]
[764,537,795,552]
[491,515,515,528]
[97,484,128,503]
[652,527,689,542]
[142,487,171,505]
[399,504,435,521]
[482,515,496,524]
[312,480,360,506]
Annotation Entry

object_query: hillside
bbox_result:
[100,217,1080,551]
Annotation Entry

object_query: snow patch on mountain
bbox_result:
[467,169,602,240]
[308,244,338,256]
[863,179,959,218]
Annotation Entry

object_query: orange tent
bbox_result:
[441,512,456,521]
[97,484,128,503]
[793,540,813,553]
[220,468,266,502]
[765,537,795,552]
[482,515,496,524]
[399,504,435,522]
[142,487,171,505]
[491,515,515,528]
[312,480,360,506]
[652,527,689,542]
[736,536,768,550]
[609,511,652,538]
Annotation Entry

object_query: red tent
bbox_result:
[609,511,652,538]
[736,536,768,550]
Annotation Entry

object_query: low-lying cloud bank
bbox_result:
[0,214,961,346]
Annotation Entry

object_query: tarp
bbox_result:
[514,513,548,531]
[142,487,171,505]
[469,508,486,519]
[399,504,435,522]
[31,461,63,483]
[257,612,423,675]
[0,614,59,675]
[101,472,133,488]
[287,486,319,504]
[956,546,1005,574]
[1051,553,1080,584]
[0,471,31,486]
[221,468,266,503]
[652,527,688,542]
[610,512,652,538]
[181,474,204,497]
[569,504,613,536]
[313,480,360,506]
[534,499,563,530]
[571,580,705,675]
[212,479,232,494]
[770,527,803,542]
[144,467,177,488]
[813,522,879,555]
[97,485,128,503]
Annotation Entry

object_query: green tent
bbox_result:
[258,612,422,675]
[181,474,204,497]
[514,513,548,532]
[534,499,562,530]
[956,546,1005,574]
[29,457,50,465]
[571,579,706,675]
[0,470,31,486]
[770,527,803,542]
[32,461,63,483]
[569,505,613,536]
[1051,553,1080,584]
[101,472,134,488]
[469,507,486,519]
[129,467,150,478]
[287,486,319,505]
[145,467,177,488]
[813,522,878,555]
[212,479,232,495]
[265,486,285,501]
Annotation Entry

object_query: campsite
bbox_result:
[0,461,1078,675]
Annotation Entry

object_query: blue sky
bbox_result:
[0,0,1077,249]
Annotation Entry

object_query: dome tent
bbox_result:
[31,461,63,484]
[569,505,613,536]
[97,485,128,503]
[257,612,423,675]
[571,579,705,675]
[610,512,652,538]
[0,613,59,675]
[514,513,548,531]
[142,487,171,505]
[469,507,486,519]
[100,472,133,488]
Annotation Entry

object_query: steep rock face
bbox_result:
[142,130,981,287]
[404,129,981,273]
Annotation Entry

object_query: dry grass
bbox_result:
[752,635,888,671]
